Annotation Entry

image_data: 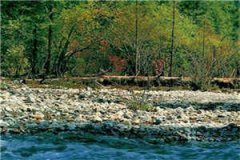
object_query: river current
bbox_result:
[1,133,239,160]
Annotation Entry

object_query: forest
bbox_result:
[1,1,239,84]
[1,1,240,159]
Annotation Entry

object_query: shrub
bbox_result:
[108,55,126,74]
[128,101,153,111]
[126,89,154,111]
[2,45,29,76]
[152,59,165,76]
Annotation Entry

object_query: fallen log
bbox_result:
[23,76,240,89]
[212,78,240,89]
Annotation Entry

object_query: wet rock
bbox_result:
[49,122,64,131]
[39,120,49,129]
[117,123,130,133]
[154,118,162,125]
[67,123,76,130]
[26,123,37,129]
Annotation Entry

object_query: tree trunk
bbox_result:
[236,64,240,78]
[169,1,176,77]
[211,46,216,77]
[202,19,206,56]
[135,0,140,76]
[31,26,38,76]
[55,25,75,77]
[44,2,53,75]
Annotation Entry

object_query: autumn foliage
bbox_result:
[152,59,165,76]
[108,55,126,73]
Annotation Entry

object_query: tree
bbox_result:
[1,1,239,80]
[44,1,54,75]
[1,1,47,77]
[135,0,140,76]
[169,1,176,77]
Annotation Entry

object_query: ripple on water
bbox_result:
[1,133,240,160]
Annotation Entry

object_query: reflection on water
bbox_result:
[1,133,240,160]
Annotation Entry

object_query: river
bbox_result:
[1,133,239,160]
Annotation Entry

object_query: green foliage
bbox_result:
[0,81,9,90]
[127,89,154,111]
[66,58,86,76]
[128,101,153,111]
[1,1,239,81]
[2,45,29,76]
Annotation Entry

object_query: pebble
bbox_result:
[124,111,133,119]
[154,118,162,125]
[0,120,9,127]
[26,94,36,103]
[92,116,102,123]
[67,123,76,130]
[132,118,140,125]
[5,107,12,112]
[0,82,239,142]
[31,112,45,120]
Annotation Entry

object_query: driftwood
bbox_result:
[212,78,240,89]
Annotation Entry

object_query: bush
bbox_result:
[126,90,154,111]
[108,55,126,74]
[0,81,9,90]
[2,45,29,76]
[67,58,86,76]
[128,101,153,111]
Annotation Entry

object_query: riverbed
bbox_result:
[0,82,240,159]
[1,83,240,141]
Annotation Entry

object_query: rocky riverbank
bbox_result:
[0,82,239,142]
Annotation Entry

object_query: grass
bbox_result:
[128,101,154,111]
[0,81,9,90]
[125,89,155,111]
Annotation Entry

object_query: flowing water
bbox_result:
[1,133,239,160]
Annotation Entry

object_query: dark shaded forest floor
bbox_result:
[16,76,240,93]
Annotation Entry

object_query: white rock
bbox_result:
[124,111,133,119]
[5,107,13,112]
[26,94,36,103]
[92,116,102,122]
[132,118,140,125]
[0,120,9,127]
